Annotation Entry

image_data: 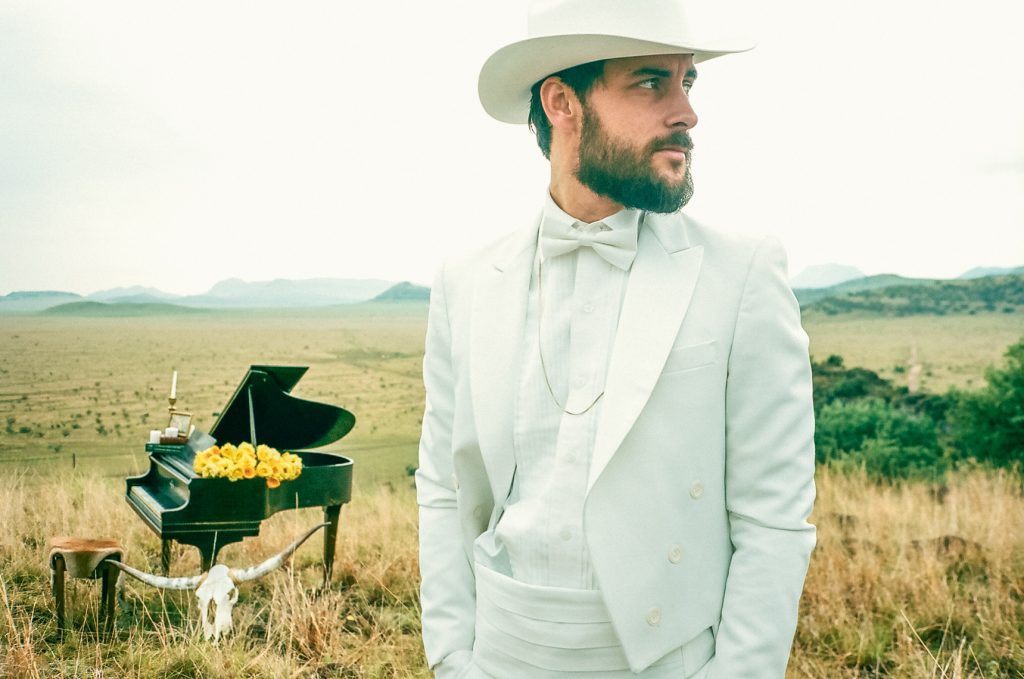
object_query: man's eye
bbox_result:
[638,78,659,89]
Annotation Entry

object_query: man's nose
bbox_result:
[666,86,698,130]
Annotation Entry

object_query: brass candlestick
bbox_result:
[164,369,193,441]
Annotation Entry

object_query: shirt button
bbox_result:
[560,528,572,541]
[451,473,459,490]
[646,607,662,626]
[582,303,594,314]
[668,546,682,564]
[690,481,704,499]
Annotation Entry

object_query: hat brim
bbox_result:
[478,34,754,124]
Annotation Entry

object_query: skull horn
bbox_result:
[230,522,328,583]
[107,560,204,590]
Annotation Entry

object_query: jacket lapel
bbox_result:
[470,220,538,503]
[587,213,704,492]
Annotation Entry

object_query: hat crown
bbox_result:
[479,0,753,123]
[529,0,694,44]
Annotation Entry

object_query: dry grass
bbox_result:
[0,470,428,678]
[1,467,1021,677]
[794,467,1024,678]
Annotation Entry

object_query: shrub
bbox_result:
[815,398,946,479]
[811,356,904,412]
[951,337,1024,467]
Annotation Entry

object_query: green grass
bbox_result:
[801,311,1023,392]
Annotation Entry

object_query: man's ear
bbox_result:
[540,77,582,133]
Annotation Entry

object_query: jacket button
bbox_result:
[689,481,704,499]
[472,505,485,520]
[668,546,682,564]
[646,607,662,626]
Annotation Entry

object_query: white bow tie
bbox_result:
[539,219,637,270]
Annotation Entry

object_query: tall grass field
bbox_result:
[1,307,1021,677]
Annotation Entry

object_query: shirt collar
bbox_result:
[541,193,642,239]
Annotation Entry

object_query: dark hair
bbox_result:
[527,59,606,159]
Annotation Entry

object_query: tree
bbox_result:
[952,337,1024,467]
[814,397,945,479]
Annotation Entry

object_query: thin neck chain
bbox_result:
[536,255,604,416]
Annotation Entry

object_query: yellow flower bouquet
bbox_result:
[193,442,302,488]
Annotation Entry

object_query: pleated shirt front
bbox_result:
[488,195,640,589]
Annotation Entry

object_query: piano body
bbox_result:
[126,366,355,584]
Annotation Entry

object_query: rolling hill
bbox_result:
[41,301,209,317]
[0,291,83,312]
[794,274,937,306]
[802,273,1024,316]
[372,282,430,302]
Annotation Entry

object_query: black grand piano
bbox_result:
[126,366,355,585]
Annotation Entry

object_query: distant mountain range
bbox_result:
[3,266,1022,317]
[791,263,1024,291]
[0,278,404,313]
[957,265,1024,280]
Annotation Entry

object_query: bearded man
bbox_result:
[416,1,816,677]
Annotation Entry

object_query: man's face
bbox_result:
[573,54,698,214]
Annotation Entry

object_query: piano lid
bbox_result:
[208,366,355,451]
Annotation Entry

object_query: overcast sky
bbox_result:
[2,0,1022,296]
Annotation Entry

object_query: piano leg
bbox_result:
[161,537,222,574]
[52,554,66,632]
[101,560,118,637]
[161,539,172,575]
[322,504,342,589]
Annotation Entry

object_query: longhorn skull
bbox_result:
[109,523,327,641]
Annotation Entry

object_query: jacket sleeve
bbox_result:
[708,237,817,679]
[415,264,476,678]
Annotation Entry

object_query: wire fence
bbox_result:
[0,450,147,478]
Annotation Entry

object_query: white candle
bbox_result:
[166,426,178,438]
[170,370,177,399]
[149,430,161,444]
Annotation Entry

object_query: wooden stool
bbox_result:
[48,537,123,634]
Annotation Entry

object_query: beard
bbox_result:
[575,107,694,214]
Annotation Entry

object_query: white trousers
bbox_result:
[460,563,715,678]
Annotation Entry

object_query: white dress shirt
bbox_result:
[481,195,641,589]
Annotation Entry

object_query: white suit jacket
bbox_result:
[416,211,816,678]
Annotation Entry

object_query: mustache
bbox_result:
[649,132,694,153]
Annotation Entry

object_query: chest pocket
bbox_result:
[662,339,717,375]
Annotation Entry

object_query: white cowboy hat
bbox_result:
[478,0,755,124]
